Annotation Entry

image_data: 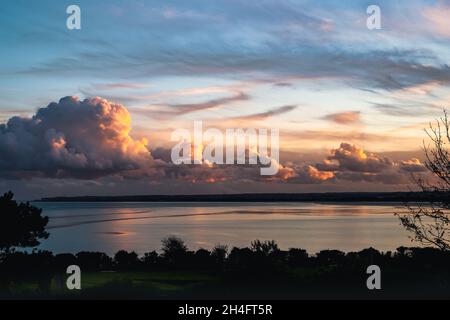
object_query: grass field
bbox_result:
[2,271,220,299]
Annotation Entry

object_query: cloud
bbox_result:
[153,142,428,185]
[150,142,427,186]
[292,165,335,183]
[166,91,249,115]
[230,105,297,121]
[9,1,450,101]
[150,144,297,184]
[92,82,148,90]
[322,111,361,125]
[373,103,439,117]
[134,90,250,119]
[316,143,393,173]
[399,158,428,173]
[282,129,415,146]
[423,3,450,38]
[303,143,427,184]
[0,109,32,123]
[0,96,154,179]
[17,26,450,94]
[0,96,297,183]
[273,82,293,87]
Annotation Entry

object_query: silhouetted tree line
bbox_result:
[2,236,450,292]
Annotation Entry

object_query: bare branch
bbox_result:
[397,109,450,251]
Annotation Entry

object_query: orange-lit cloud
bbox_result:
[305,143,427,184]
[399,158,427,173]
[317,143,393,173]
[306,165,335,181]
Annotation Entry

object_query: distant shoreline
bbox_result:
[37,191,448,203]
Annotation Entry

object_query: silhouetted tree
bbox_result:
[396,110,450,250]
[31,250,55,292]
[1,250,55,292]
[211,244,228,268]
[76,251,112,271]
[193,249,214,269]
[114,250,140,270]
[287,248,308,267]
[161,236,188,266]
[357,247,382,262]
[0,191,49,253]
[227,247,254,271]
[142,251,159,269]
[315,249,345,266]
[54,253,77,270]
[250,240,279,256]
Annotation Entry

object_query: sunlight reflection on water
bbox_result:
[34,202,414,255]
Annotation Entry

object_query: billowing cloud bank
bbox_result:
[299,143,427,184]
[0,96,151,178]
[0,96,427,186]
[149,141,427,186]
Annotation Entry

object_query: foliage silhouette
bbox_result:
[114,250,140,270]
[1,238,450,298]
[0,191,49,253]
[161,236,189,267]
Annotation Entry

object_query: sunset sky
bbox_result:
[1,0,449,199]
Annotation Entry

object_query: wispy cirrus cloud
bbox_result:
[229,105,298,122]
[19,47,450,94]
[91,82,149,90]
[372,103,442,118]
[132,90,250,119]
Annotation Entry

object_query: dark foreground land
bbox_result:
[38,191,450,203]
[1,239,450,299]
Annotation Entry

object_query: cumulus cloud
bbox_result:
[160,142,428,185]
[0,96,299,183]
[0,96,153,179]
[300,143,427,184]
[316,143,393,173]
[289,165,335,184]
[151,144,296,184]
[399,158,428,173]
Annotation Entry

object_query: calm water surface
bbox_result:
[33,202,414,255]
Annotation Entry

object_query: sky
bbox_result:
[0,0,449,199]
